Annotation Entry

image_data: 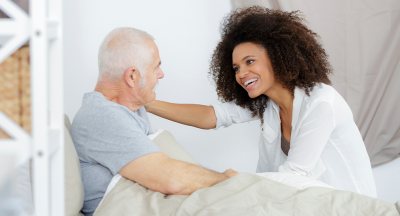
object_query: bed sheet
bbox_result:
[94,173,399,216]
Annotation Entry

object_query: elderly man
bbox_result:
[70,27,238,216]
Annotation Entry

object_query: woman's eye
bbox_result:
[247,60,254,65]
[233,67,239,73]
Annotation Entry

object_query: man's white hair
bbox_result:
[98,27,154,87]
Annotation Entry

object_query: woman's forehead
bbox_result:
[232,43,266,60]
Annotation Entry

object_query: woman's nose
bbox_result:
[237,68,248,78]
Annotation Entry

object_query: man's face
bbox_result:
[135,39,164,105]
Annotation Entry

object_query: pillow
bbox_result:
[64,114,84,216]
[15,160,35,215]
[1,155,34,215]
[64,114,72,130]
[255,172,334,190]
[150,129,200,166]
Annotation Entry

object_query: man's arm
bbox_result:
[145,101,217,129]
[119,152,238,195]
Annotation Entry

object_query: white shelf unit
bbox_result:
[0,0,64,215]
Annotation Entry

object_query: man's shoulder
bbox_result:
[71,93,134,130]
[73,106,137,131]
[72,96,151,135]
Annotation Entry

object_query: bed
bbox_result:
[63,115,400,216]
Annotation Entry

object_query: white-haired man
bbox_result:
[70,27,238,216]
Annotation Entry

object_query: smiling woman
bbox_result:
[145,6,377,198]
[210,6,332,123]
[232,43,277,99]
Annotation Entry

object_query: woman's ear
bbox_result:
[124,67,139,88]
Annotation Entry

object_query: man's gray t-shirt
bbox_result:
[70,92,161,216]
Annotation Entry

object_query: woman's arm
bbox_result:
[145,100,217,129]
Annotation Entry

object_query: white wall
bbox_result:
[63,0,260,173]
[63,0,399,204]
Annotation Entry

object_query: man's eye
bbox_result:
[247,60,254,64]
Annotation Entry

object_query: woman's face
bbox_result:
[232,42,276,98]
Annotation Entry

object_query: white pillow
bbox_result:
[255,172,334,190]
[64,115,85,216]
[150,129,200,166]
[11,114,84,216]
[11,159,35,215]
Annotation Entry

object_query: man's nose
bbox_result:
[157,68,164,79]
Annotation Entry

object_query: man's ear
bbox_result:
[124,67,139,88]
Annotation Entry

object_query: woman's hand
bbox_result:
[144,100,154,110]
[223,168,240,178]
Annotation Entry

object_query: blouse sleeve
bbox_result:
[211,102,259,129]
[279,102,335,176]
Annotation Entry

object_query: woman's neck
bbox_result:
[264,83,294,116]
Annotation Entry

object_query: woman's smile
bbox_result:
[243,78,259,90]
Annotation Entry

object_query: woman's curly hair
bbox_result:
[209,6,332,122]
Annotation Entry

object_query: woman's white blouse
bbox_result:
[212,84,377,197]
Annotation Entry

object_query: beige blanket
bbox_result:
[94,173,399,216]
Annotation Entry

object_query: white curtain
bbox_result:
[231,0,400,167]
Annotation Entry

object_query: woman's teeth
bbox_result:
[244,78,258,87]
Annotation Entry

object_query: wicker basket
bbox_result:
[0,47,31,138]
